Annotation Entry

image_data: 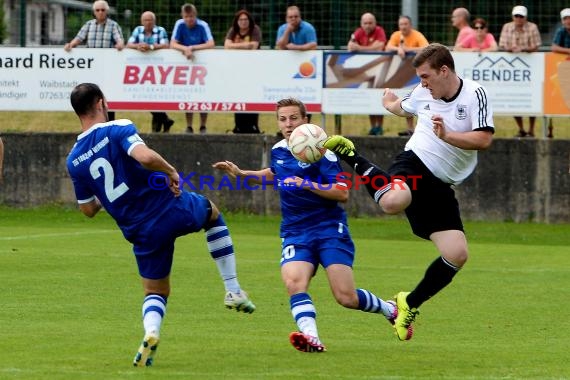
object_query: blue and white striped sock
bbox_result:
[142,294,167,335]
[205,214,240,293]
[356,288,394,318]
[290,292,319,338]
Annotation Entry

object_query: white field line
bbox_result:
[0,229,116,240]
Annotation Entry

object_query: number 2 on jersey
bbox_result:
[89,157,129,202]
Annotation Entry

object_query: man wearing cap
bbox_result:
[499,5,542,138]
[499,5,541,53]
[552,8,570,54]
[546,8,570,139]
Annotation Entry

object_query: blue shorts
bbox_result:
[280,221,355,268]
[133,191,211,279]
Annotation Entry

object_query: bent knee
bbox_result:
[334,292,359,309]
[446,249,468,268]
[380,188,411,214]
[283,278,309,295]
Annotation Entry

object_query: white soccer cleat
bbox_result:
[133,331,160,367]
[224,290,256,314]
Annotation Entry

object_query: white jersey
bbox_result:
[401,78,494,185]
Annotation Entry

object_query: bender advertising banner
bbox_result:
[321,51,544,116]
[453,52,544,115]
[0,48,322,112]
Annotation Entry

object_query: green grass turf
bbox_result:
[0,207,568,379]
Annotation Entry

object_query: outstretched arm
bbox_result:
[382,88,413,117]
[213,160,273,185]
[283,176,348,202]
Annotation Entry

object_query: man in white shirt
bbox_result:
[324,43,494,342]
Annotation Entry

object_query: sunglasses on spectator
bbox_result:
[513,15,525,18]
[95,9,106,12]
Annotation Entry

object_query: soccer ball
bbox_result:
[288,123,328,163]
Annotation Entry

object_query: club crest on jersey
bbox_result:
[297,161,311,169]
[455,104,467,120]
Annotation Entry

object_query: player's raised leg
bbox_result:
[325,263,412,338]
[324,136,411,214]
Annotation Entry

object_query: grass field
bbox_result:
[0,207,568,379]
[1,111,569,139]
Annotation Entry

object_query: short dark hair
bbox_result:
[413,43,455,72]
[70,83,105,117]
[276,98,307,119]
[181,3,197,15]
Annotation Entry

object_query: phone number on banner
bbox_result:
[179,102,247,111]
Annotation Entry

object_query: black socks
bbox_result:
[406,256,460,309]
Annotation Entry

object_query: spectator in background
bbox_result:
[171,3,215,134]
[64,0,123,121]
[224,10,262,134]
[551,8,570,54]
[455,18,498,52]
[386,15,428,137]
[451,7,475,49]
[276,6,317,51]
[547,8,570,139]
[348,12,387,136]
[499,5,541,138]
[127,11,174,133]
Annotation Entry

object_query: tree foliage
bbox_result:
[0,0,7,43]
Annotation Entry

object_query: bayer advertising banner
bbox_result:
[104,49,322,113]
[0,48,322,113]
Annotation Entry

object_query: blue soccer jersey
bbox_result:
[66,120,175,237]
[171,19,213,46]
[270,140,347,234]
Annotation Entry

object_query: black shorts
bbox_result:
[388,150,463,240]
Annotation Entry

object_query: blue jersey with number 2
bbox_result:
[66,120,175,237]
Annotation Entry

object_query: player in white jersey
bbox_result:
[324,43,494,341]
[66,83,255,367]
[213,98,407,353]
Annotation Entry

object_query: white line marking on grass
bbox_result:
[0,230,116,240]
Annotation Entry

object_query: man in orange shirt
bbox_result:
[386,16,429,136]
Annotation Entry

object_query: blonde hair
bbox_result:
[276,98,307,119]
